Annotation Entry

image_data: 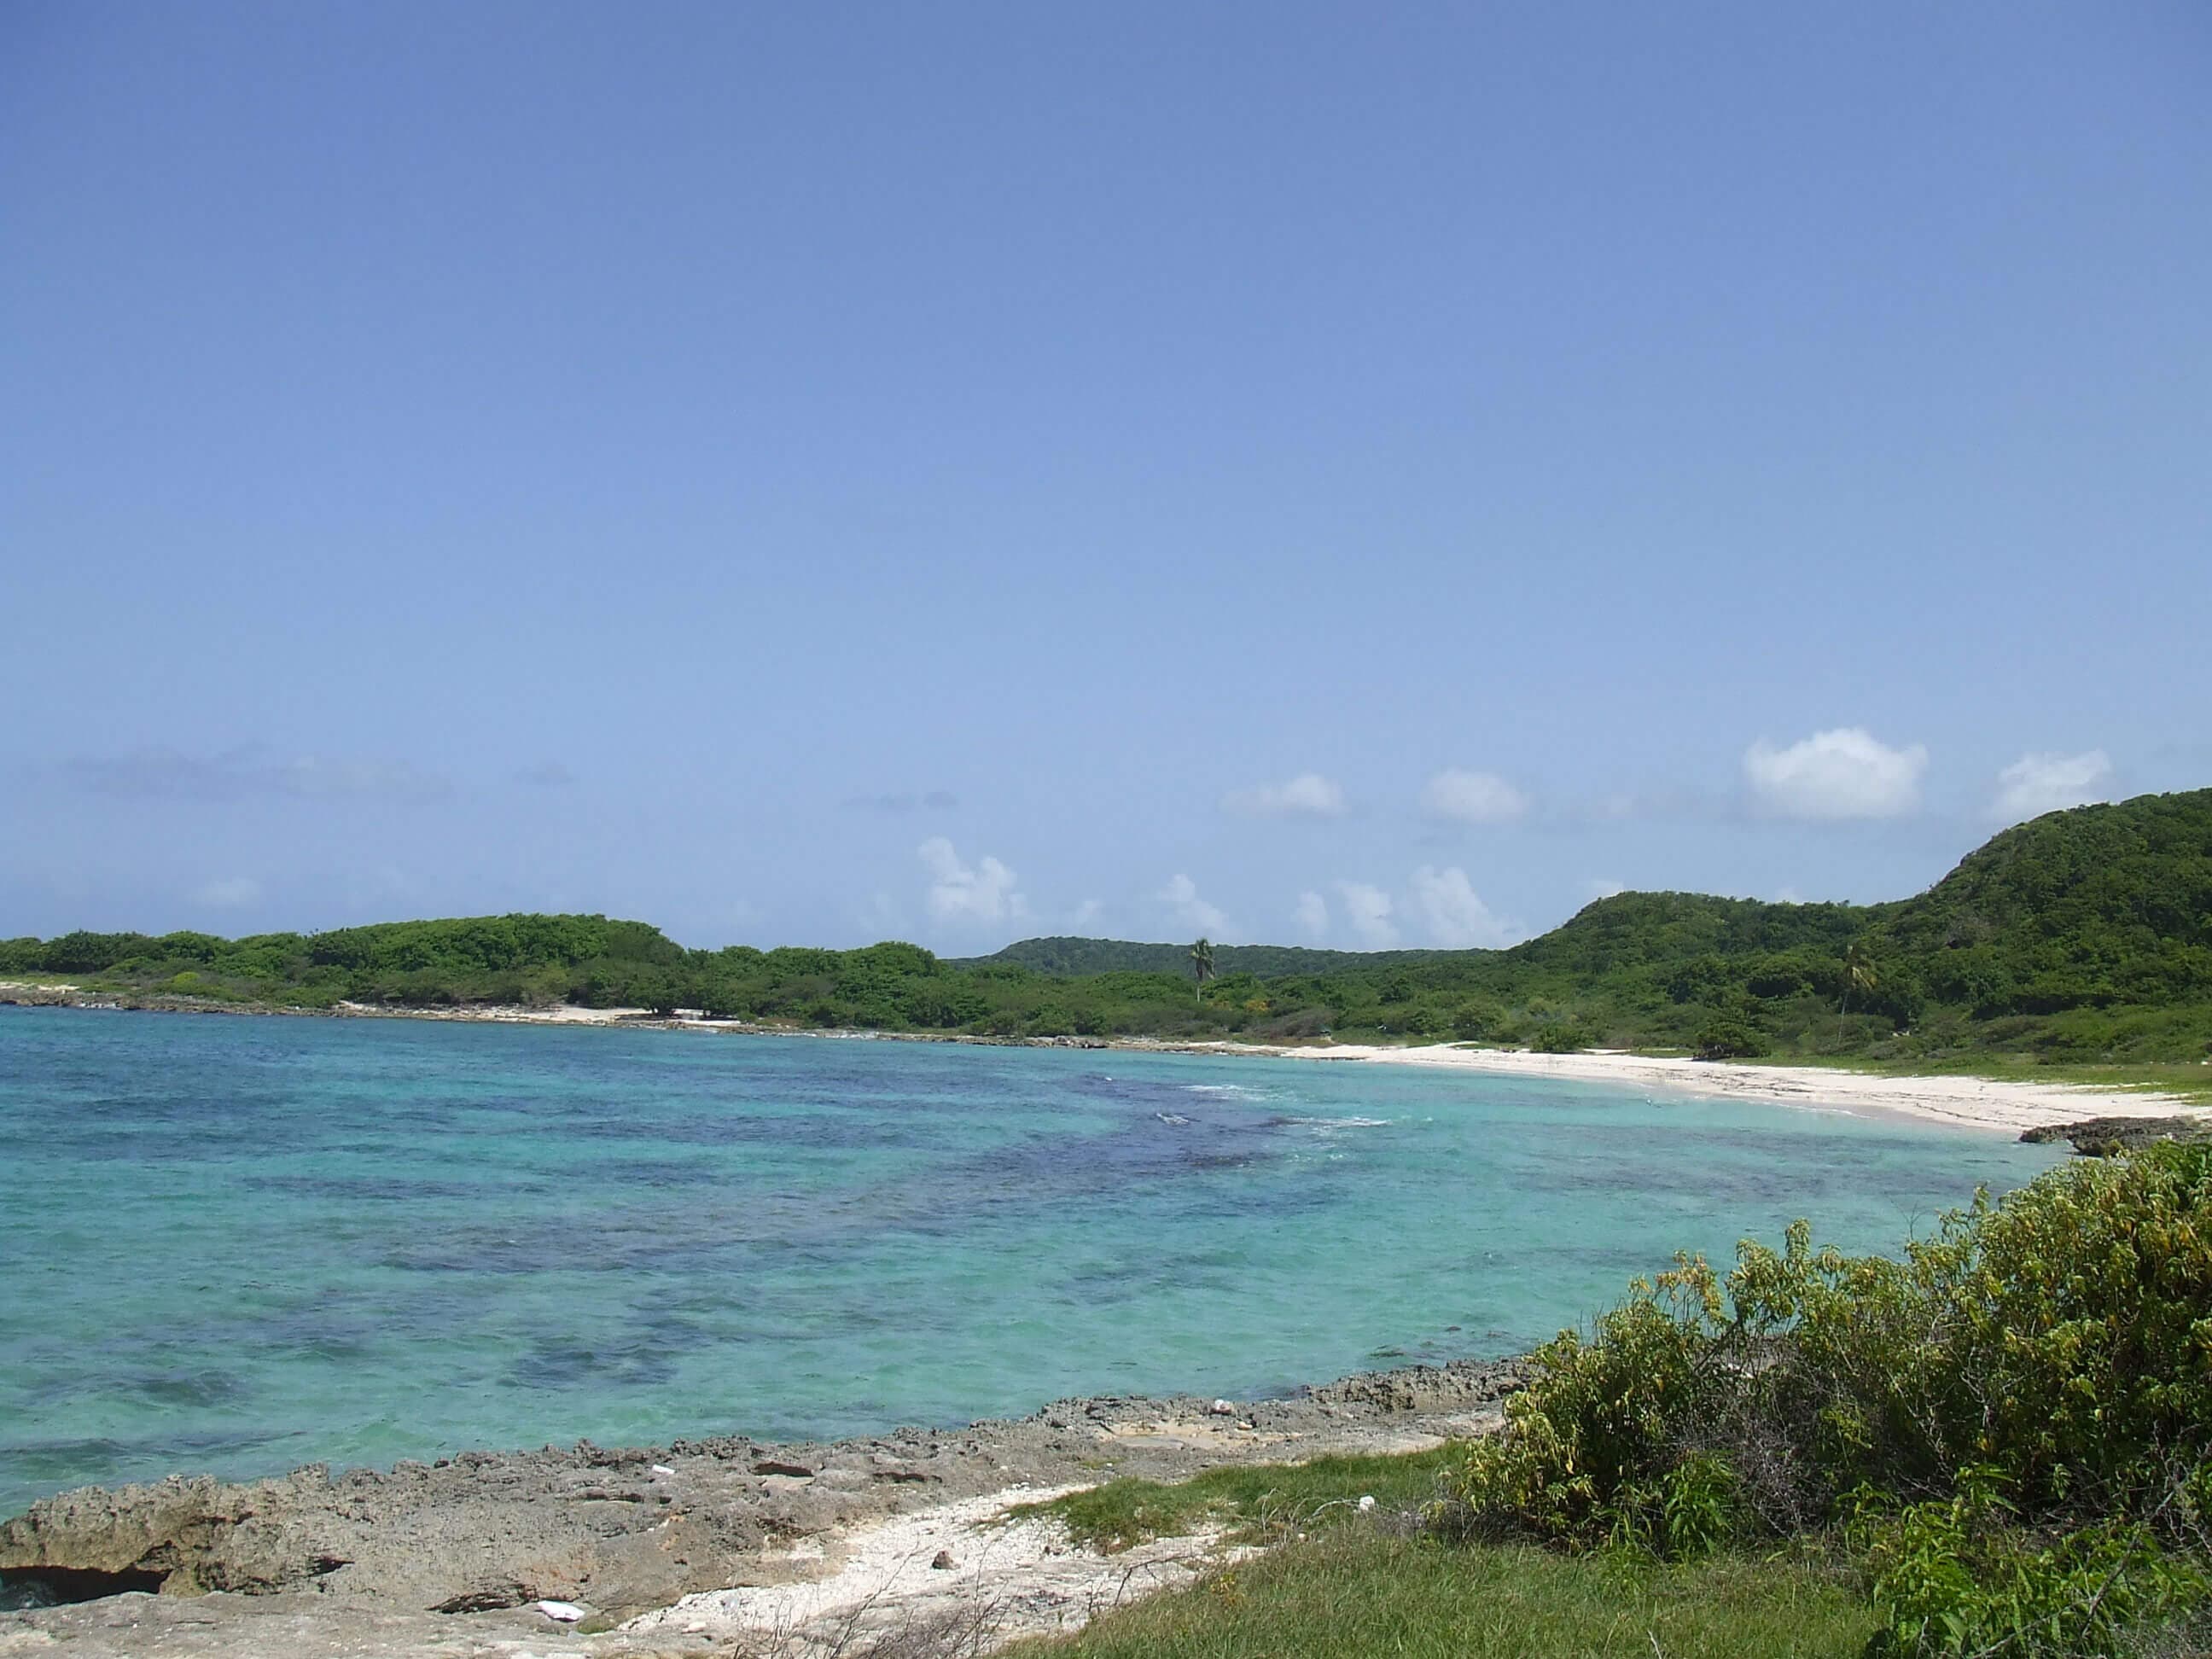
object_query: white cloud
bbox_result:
[1336,881,1399,949]
[1743,728,1928,820]
[1421,769,1530,824]
[1294,889,1330,940]
[1409,865,1512,948]
[917,837,1025,924]
[191,876,262,908]
[1585,877,1627,901]
[1775,886,1807,905]
[1221,772,1348,818]
[1158,873,1231,937]
[1071,898,1104,931]
[1993,750,2113,823]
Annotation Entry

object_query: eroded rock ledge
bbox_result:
[0,1357,1528,1623]
[2019,1115,2211,1155]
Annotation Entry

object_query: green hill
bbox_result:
[1505,891,1883,975]
[949,937,1453,977]
[0,913,693,1010]
[1871,788,2212,1016]
[6,789,2209,1067]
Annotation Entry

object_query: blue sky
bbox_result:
[4,3,2209,953]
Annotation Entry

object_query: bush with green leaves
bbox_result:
[1529,1021,1591,1053]
[1850,1468,2209,1657]
[1695,1017,1771,1059]
[1447,1143,2212,1557]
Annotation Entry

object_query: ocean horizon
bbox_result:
[0,1004,2059,1516]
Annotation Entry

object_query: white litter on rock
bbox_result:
[649,1464,676,1476]
[531,1599,587,1621]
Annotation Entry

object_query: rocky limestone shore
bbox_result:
[2018,1114,2212,1155]
[0,1357,1528,1654]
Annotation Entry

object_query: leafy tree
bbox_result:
[1695,1017,1770,1060]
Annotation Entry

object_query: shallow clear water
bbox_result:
[0,1005,2058,1514]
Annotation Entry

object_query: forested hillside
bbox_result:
[6,789,2209,1066]
[1868,788,2212,1016]
[950,938,1451,976]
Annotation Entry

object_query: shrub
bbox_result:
[1853,1470,2210,1657]
[1257,1008,1333,1042]
[1694,1018,1771,1060]
[1530,1022,1590,1053]
[1452,1000,1500,1040]
[1446,1144,2212,1559]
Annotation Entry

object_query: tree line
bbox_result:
[4,789,2208,1066]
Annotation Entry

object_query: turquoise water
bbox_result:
[0,1005,2058,1516]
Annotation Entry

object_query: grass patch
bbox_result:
[1004,1531,1876,1658]
[1013,1448,1461,1552]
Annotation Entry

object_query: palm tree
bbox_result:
[1839,940,1878,1039]
[1189,938,1216,1003]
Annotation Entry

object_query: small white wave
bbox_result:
[1155,1111,1192,1126]
[1182,1083,1269,1098]
[1279,1115,1391,1131]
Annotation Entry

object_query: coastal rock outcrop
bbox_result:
[0,1356,1526,1641]
[1312,1355,1534,1415]
[0,1444,780,1615]
[2020,1115,2211,1156]
[0,1468,346,1596]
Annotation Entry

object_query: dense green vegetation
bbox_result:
[1442,1141,2212,1654]
[952,935,1452,977]
[6,789,2210,1068]
[0,913,697,1011]
[1011,1146,2212,1658]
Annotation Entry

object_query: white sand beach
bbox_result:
[9,985,2201,1137]
[1228,1041,2206,1136]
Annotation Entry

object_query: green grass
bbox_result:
[1012,1449,1462,1551]
[1009,1450,1874,1657]
[1004,1532,1877,1659]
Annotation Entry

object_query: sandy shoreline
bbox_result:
[8,981,2200,1137]
[1214,1040,2208,1136]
